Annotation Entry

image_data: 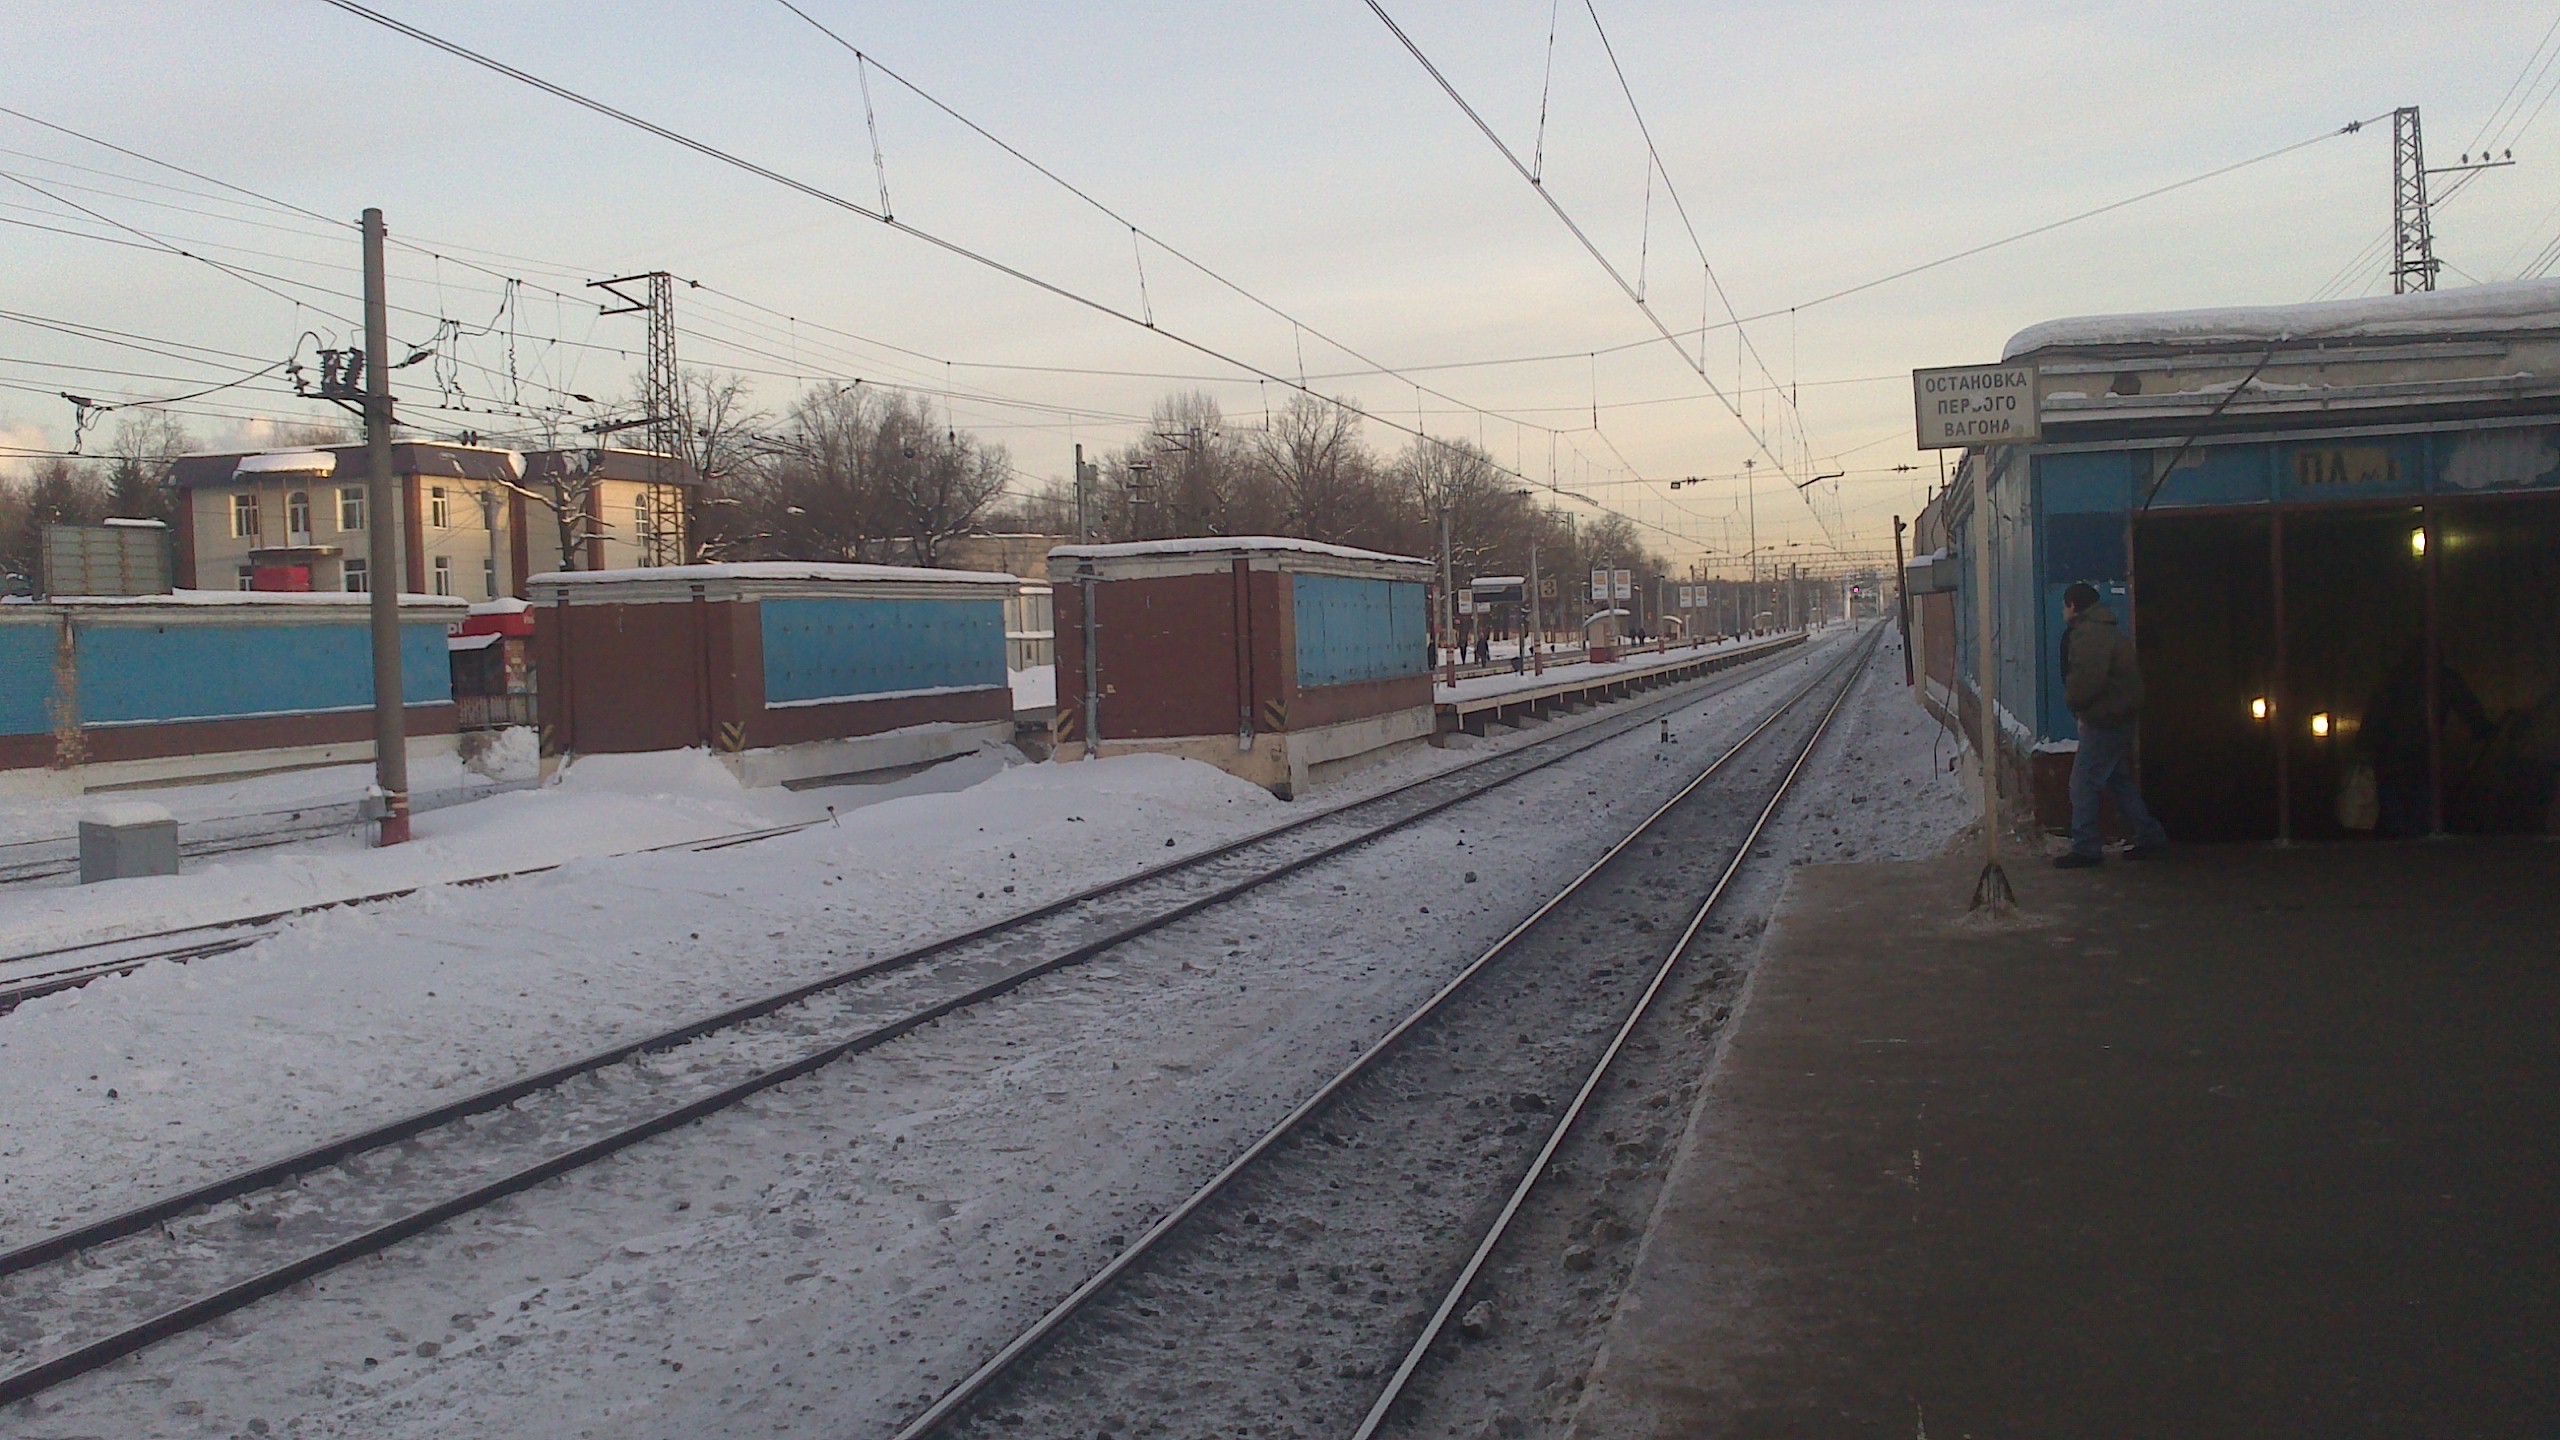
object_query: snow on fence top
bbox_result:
[2003,277,2560,360]
[1047,536,1429,568]
[525,561,1019,588]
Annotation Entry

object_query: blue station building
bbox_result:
[1915,279,2560,841]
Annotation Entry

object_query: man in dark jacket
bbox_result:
[2057,582,2169,868]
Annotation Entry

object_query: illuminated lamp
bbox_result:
[2410,528,2428,557]
[2249,697,2269,720]
[2311,713,2332,738]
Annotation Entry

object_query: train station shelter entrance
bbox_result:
[1920,281,2560,843]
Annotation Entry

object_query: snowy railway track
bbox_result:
[898,629,1879,1440]
[0,631,1833,1409]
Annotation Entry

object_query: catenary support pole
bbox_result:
[1527,542,1544,675]
[1971,448,2012,911]
[362,207,410,847]
[1079,563,1101,758]
[1892,513,1914,682]
[1073,443,1088,542]
[1437,504,1456,688]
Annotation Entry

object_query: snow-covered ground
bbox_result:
[0,742,534,850]
[0,744,1017,961]
[0,628,1967,1439]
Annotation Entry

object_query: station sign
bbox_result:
[1912,363,2040,449]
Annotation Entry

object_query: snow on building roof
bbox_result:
[233,449,337,476]
[468,597,533,616]
[526,561,1019,588]
[2003,278,2560,360]
[1470,575,1526,587]
[35,588,467,610]
[1046,536,1430,567]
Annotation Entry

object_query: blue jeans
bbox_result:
[2070,720,2169,858]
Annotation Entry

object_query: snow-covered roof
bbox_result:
[22,588,466,610]
[526,561,1019,588]
[102,517,167,529]
[467,597,533,616]
[1047,536,1429,567]
[2004,278,2560,360]
[233,449,337,476]
[1470,575,1526,587]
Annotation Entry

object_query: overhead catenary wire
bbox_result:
[310,0,1704,548]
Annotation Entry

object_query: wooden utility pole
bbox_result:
[361,207,409,846]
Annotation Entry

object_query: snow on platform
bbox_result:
[1439,632,1796,706]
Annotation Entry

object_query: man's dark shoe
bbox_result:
[2054,851,2103,870]
[2122,840,2167,861]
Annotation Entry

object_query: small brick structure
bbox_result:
[528,562,1019,787]
[1048,537,1435,798]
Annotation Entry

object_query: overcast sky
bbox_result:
[3,1,2554,570]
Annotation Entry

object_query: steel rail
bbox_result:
[0,634,1805,1280]
[0,635,1831,1405]
[1350,628,1878,1438]
[886,631,1872,1440]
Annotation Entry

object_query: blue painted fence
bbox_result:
[0,611,453,737]
[759,596,1007,706]
[1293,574,1427,689]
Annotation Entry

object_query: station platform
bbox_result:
[1574,840,2560,1438]
[1435,633,1808,737]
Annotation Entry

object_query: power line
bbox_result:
[311,0,1701,548]
[765,1,1673,499]
[1360,0,1795,486]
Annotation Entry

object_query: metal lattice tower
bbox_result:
[639,272,686,564]
[590,270,688,565]
[2392,106,2438,295]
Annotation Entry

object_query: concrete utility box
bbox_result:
[42,520,173,598]
[1049,537,1435,797]
[528,562,1019,787]
[78,801,179,883]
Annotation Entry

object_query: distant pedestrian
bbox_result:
[2056,582,2168,869]
[1475,629,1492,667]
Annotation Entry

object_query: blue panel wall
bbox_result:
[759,596,1007,705]
[0,618,58,736]
[1293,575,1427,689]
[74,618,452,725]
[2143,443,2271,509]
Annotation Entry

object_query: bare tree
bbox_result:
[102,412,193,522]
[1250,393,1376,544]
[518,451,609,572]
[680,368,768,560]
[1,457,110,586]
[742,384,886,562]
[872,396,1012,566]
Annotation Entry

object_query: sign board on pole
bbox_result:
[1613,569,1633,602]
[1591,569,1608,603]
[1912,363,2039,449]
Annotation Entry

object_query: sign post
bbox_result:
[1913,363,2038,914]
